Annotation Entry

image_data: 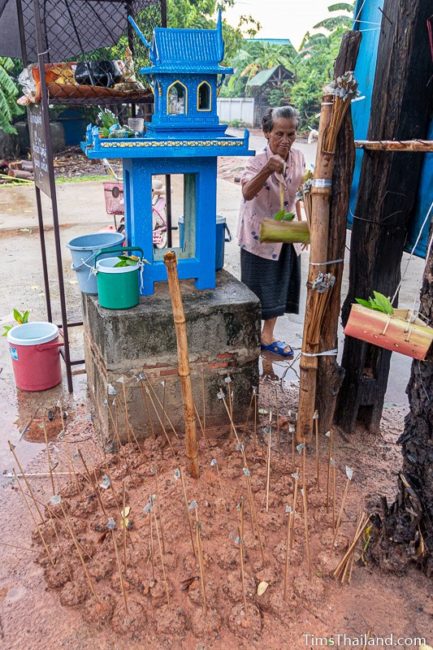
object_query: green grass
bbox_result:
[0,174,109,189]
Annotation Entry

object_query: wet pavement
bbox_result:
[0,137,426,477]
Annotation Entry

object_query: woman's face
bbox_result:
[265,117,297,159]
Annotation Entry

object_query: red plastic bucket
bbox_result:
[7,322,63,391]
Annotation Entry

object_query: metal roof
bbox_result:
[246,66,280,88]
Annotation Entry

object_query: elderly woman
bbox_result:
[237,105,305,358]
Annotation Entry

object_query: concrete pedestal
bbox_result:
[82,270,260,447]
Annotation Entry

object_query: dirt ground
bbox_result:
[0,376,432,650]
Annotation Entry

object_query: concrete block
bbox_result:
[83,270,260,447]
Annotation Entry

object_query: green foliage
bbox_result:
[2,308,30,336]
[274,210,295,222]
[166,0,259,62]
[355,292,394,315]
[221,2,355,127]
[114,255,140,267]
[0,57,22,135]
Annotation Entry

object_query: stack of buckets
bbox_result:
[66,232,141,309]
[7,232,132,393]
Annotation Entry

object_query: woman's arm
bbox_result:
[242,154,286,201]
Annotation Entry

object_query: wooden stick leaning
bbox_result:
[153,505,170,605]
[107,517,129,613]
[13,469,54,567]
[325,430,333,511]
[243,467,265,565]
[333,512,370,583]
[265,411,272,512]
[314,411,320,488]
[60,500,99,600]
[201,368,206,433]
[238,497,247,612]
[77,449,108,518]
[193,504,207,612]
[43,422,56,496]
[142,382,176,455]
[143,376,179,440]
[290,470,299,550]
[283,504,293,600]
[333,466,353,546]
[9,441,44,522]
[163,251,199,478]
[174,468,196,558]
[301,487,312,580]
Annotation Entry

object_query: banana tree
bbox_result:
[0,57,21,135]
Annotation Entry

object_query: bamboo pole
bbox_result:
[296,95,335,443]
[164,251,199,479]
[355,139,433,152]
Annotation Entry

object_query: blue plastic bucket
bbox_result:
[178,215,231,271]
[66,232,125,294]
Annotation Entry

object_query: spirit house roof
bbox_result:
[132,10,233,75]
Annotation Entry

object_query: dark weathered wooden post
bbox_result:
[315,30,361,434]
[334,0,433,433]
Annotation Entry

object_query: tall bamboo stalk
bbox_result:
[164,251,199,478]
[296,95,334,443]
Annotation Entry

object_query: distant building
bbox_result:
[245,64,295,126]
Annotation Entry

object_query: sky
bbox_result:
[224,0,339,49]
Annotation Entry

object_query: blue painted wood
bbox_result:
[350,0,433,258]
[83,16,254,295]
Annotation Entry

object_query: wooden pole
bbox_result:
[335,0,433,434]
[163,251,199,478]
[355,139,433,152]
[296,95,334,443]
[316,31,361,434]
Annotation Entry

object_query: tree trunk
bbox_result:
[334,0,433,433]
[315,30,361,434]
[370,230,433,576]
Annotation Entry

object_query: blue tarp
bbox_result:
[349,0,433,258]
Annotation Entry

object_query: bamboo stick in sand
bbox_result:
[164,251,199,478]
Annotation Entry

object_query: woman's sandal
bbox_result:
[260,341,294,358]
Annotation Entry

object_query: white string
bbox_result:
[353,0,367,27]
[310,258,344,266]
[302,349,338,358]
[391,200,433,305]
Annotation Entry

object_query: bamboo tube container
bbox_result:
[164,251,199,478]
[260,219,310,245]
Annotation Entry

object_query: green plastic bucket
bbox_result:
[95,247,143,310]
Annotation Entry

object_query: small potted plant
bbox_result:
[344,291,433,360]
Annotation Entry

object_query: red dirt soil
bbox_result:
[0,389,432,649]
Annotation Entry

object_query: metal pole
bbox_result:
[16,0,28,64]
[165,175,172,247]
[161,0,167,27]
[35,187,52,322]
[33,0,73,392]
[126,0,136,117]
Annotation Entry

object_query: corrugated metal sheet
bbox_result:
[350,0,433,258]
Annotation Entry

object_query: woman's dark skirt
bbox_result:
[240,245,300,320]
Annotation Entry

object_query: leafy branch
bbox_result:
[355,292,394,315]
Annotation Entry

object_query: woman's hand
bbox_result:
[242,154,286,201]
[264,154,286,175]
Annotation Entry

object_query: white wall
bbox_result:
[217,98,254,127]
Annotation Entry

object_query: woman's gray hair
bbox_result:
[262,106,299,133]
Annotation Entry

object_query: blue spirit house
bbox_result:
[83,11,252,295]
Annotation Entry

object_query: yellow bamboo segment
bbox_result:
[164,251,199,479]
